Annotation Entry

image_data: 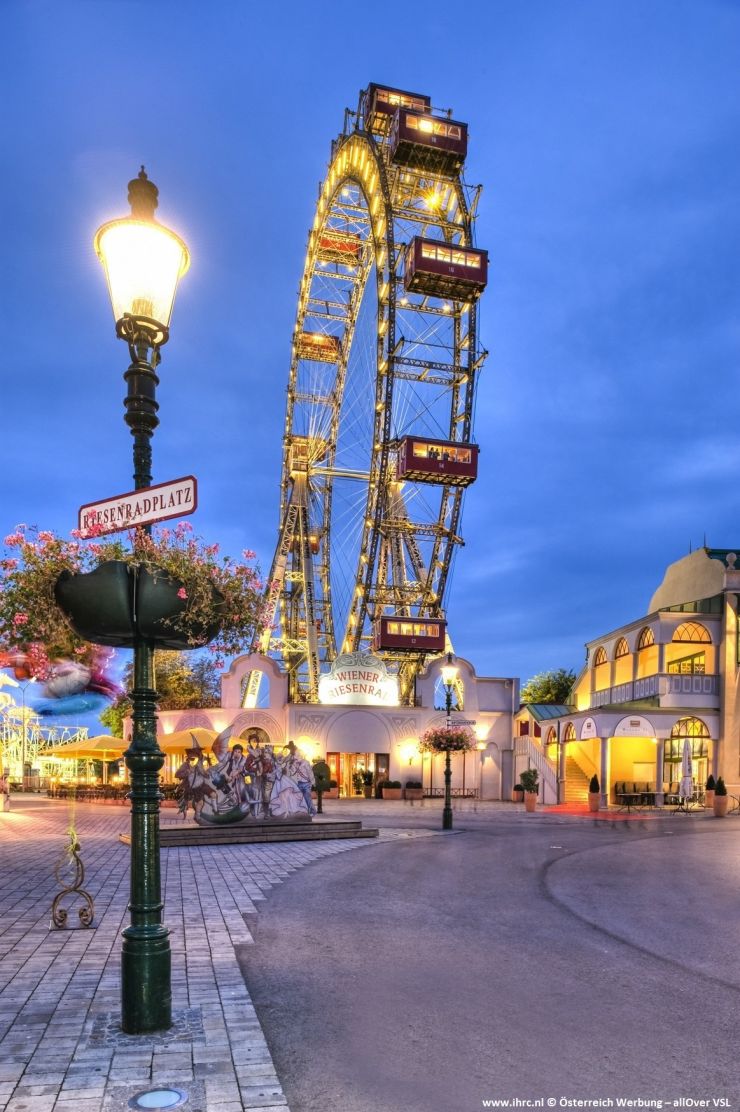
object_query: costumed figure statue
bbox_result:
[175,739,217,821]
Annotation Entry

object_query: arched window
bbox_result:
[614,638,629,659]
[593,647,607,666]
[670,717,710,739]
[665,717,711,775]
[672,622,711,644]
[546,726,557,746]
[637,627,655,650]
[562,722,576,742]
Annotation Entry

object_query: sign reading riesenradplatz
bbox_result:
[78,475,197,537]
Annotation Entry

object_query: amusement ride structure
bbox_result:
[246,83,488,707]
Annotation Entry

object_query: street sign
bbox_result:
[78,476,198,538]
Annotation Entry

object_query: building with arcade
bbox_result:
[513,547,740,807]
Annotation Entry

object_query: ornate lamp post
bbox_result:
[440,652,458,831]
[94,168,190,1034]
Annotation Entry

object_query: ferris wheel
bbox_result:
[245,83,488,707]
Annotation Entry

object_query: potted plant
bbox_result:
[519,768,539,812]
[379,779,403,800]
[512,782,524,804]
[704,774,716,809]
[361,769,374,798]
[351,770,365,796]
[404,779,424,801]
[311,759,332,813]
[588,773,600,812]
[0,523,262,665]
[713,776,728,817]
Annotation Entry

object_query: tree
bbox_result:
[520,668,575,705]
[100,650,221,736]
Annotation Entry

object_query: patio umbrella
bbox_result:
[679,737,694,801]
[46,735,127,760]
[155,727,218,754]
[45,734,127,784]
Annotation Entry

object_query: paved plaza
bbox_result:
[0,797,739,1112]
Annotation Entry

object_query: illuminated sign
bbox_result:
[318,652,400,707]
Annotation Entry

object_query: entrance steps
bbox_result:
[119,819,379,848]
[564,758,591,803]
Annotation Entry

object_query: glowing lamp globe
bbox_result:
[440,652,457,688]
[94,167,190,330]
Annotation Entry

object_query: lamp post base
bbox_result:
[121,929,172,1033]
[443,746,453,830]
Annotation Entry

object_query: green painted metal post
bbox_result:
[442,747,453,830]
[121,635,171,1032]
[120,318,171,1033]
[443,681,454,830]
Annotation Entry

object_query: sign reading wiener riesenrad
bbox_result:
[318,652,400,707]
[78,475,197,538]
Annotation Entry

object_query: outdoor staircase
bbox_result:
[564,758,591,803]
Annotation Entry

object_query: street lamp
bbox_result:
[17,679,37,790]
[440,652,458,831]
[95,168,189,1035]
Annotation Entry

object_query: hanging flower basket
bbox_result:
[418,724,476,753]
[54,561,225,650]
[0,523,262,668]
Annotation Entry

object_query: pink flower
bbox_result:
[13,613,29,625]
[4,533,24,546]
[242,549,256,560]
[177,588,188,599]
[37,531,55,543]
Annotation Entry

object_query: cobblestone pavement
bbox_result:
[0,796,432,1112]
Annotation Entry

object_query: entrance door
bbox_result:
[327,753,389,797]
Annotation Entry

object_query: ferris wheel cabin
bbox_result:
[404,238,488,301]
[372,616,447,653]
[397,436,478,486]
[295,331,342,363]
[389,110,468,174]
[362,83,431,134]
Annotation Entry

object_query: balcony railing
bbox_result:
[590,672,720,708]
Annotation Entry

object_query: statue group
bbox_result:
[175,727,316,825]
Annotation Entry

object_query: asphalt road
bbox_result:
[237,811,740,1112]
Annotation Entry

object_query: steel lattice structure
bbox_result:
[247,84,487,706]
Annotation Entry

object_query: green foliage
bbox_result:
[589,774,600,793]
[361,769,374,786]
[312,760,332,792]
[705,774,716,790]
[351,771,365,793]
[101,650,221,735]
[520,668,576,705]
[405,780,422,789]
[519,768,539,793]
[377,779,402,789]
[715,776,727,796]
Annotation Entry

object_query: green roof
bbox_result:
[521,703,572,720]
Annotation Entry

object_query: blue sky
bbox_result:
[2,0,739,713]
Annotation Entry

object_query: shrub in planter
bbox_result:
[512,783,524,803]
[588,773,600,812]
[379,779,402,800]
[705,774,716,809]
[713,776,728,817]
[519,768,539,812]
[404,779,424,801]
